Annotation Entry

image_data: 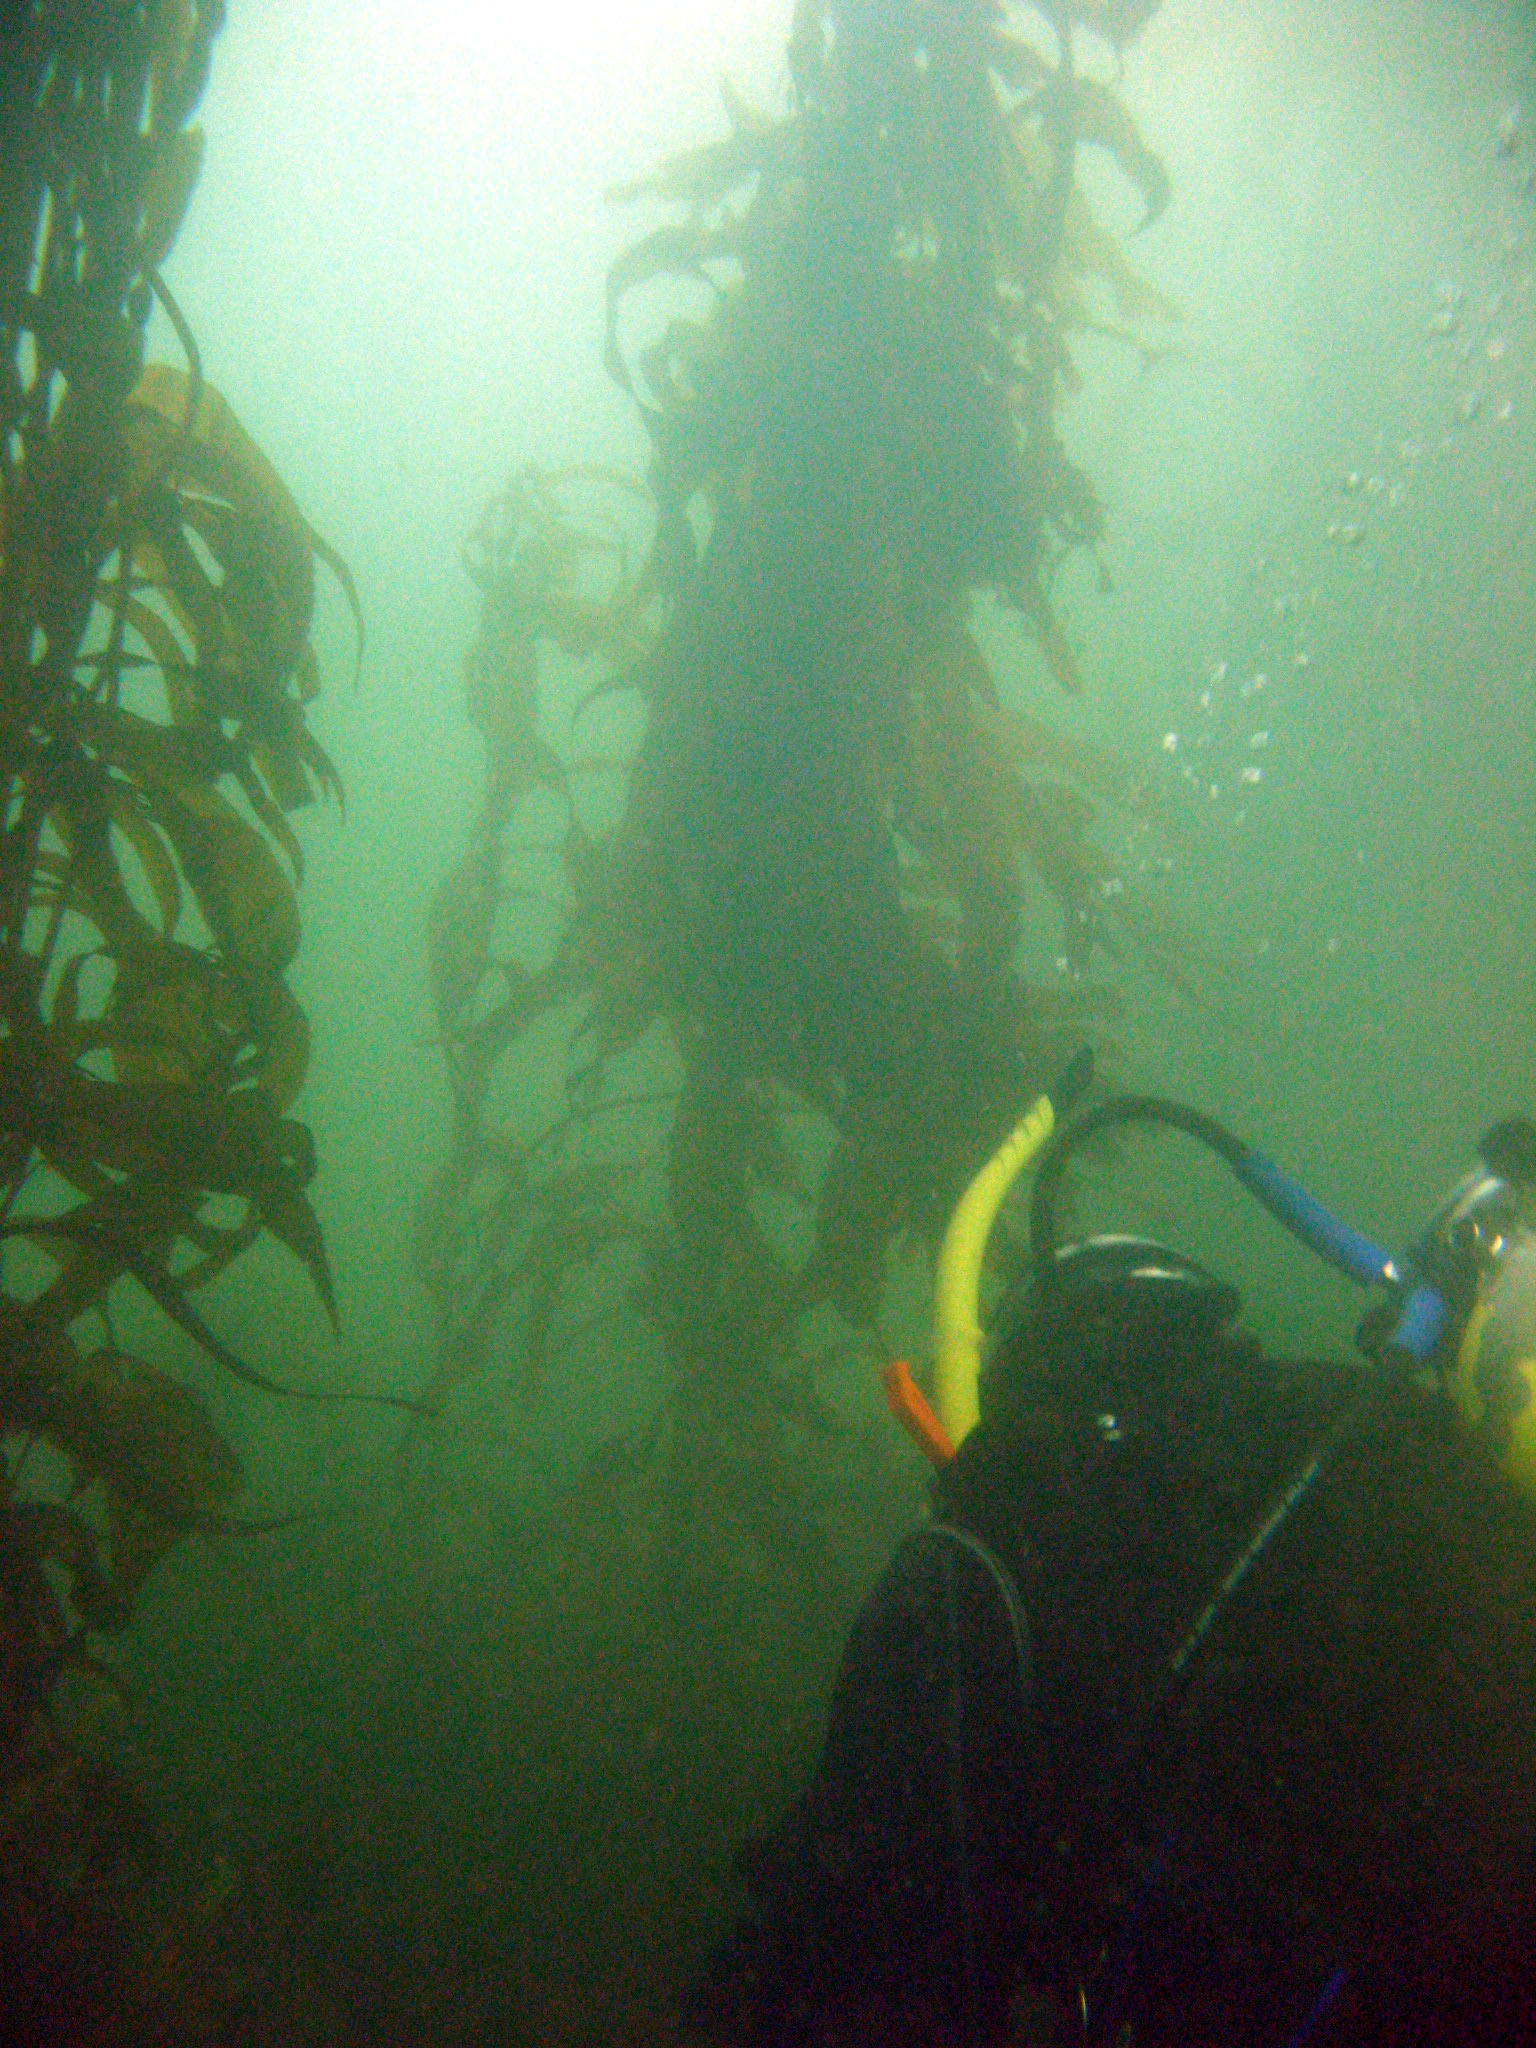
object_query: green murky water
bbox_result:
[99,2,1536,2037]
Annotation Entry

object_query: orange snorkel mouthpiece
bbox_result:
[883,1358,956,1465]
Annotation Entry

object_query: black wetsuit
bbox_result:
[689,1338,1536,2045]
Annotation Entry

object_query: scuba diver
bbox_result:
[686,1054,1536,2047]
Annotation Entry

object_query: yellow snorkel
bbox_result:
[930,1050,1094,1453]
[883,1051,1093,1464]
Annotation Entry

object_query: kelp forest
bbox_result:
[403,0,1199,2023]
[421,0,1183,1599]
[2,0,1336,2039]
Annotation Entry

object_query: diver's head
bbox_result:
[981,1232,1241,1425]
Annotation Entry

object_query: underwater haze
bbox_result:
[101,0,1536,2039]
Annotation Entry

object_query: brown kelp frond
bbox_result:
[1058,184,1182,327]
[2,10,358,1987]
[1069,1,1164,58]
[975,693,1148,814]
[428,467,664,1172]
[1052,70,1172,231]
[460,465,660,801]
[599,1,1175,716]
[414,1134,649,1424]
[421,446,677,1421]
[120,364,362,745]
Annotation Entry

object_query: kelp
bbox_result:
[425,2,1183,1549]
[2,3,350,2026]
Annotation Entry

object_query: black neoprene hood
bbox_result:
[982,1232,1242,1415]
